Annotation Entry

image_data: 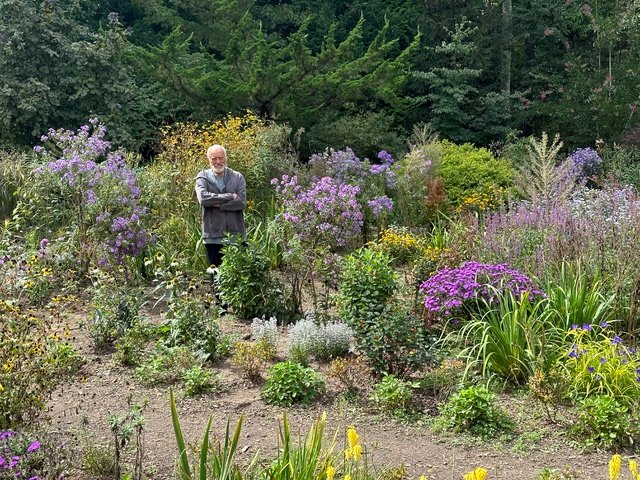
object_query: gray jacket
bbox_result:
[195,167,246,241]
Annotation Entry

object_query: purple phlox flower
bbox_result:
[611,335,622,345]
[377,150,394,165]
[600,321,609,328]
[26,441,41,453]
[367,196,393,216]
[581,324,592,331]
[571,324,578,330]
[588,366,595,373]
[600,357,607,364]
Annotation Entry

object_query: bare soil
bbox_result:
[45,307,616,480]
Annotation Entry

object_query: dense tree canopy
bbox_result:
[1,0,639,154]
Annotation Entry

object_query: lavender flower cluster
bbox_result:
[419,261,544,316]
[0,431,47,480]
[309,147,366,184]
[273,175,363,248]
[33,120,153,267]
[569,147,603,181]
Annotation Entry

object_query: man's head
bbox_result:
[207,145,227,174]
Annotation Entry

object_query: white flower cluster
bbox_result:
[251,316,279,350]
[287,317,353,362]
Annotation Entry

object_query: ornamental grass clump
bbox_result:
[419,261,544,323]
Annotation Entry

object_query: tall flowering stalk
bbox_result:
[32,119,153,274]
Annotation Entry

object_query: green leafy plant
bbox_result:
[437,385,514,439]
[562,324,640,407]
[182,367,222,397]
[82,435,117,477]
[338,248,429,376]
[231,339,274,381]
[216,243,288,319]
[135,345,202,386]
[369,374,418,415]
[164,295,220,360]
[89,278,144,351]
[261,361,325,407]
[569,395,639,449]
[114,324,153,367]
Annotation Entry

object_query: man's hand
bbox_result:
[232,193,238,200]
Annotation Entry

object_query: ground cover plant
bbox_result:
[1,114,638,479]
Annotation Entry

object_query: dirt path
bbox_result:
[46,312,614,480]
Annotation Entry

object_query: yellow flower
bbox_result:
[630,460,638,478]
[473,467,487,480]
[344,449,352,461]
[610,454,622,480]
[351,443,362,461]
[463,474,474,480]
[418,476,428,480]
[346,426,359,448]
[0,384,4,393]
[326,465,335,480]
[344,475,351,480]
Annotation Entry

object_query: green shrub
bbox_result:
[182,366,222,397]
[338,247,429,377]
[569,395,639,449]
[216,243,288,319]
[338,247,397,324]
[369,374,417,415]
[261,361,325,406]
[231,339,274,381]
[436,141,514,208]
[437,385,514,439]
[114,324,152,367]
[164,295,220,360]
[89,281,144,351]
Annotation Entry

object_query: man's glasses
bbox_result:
[209,155,225,160]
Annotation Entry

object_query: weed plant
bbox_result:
[135,345,202,386]
[369,374,418,416]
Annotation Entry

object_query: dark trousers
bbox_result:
[205,243,224,268]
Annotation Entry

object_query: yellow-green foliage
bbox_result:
[372,227,428,264]
[436,141,514,208]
